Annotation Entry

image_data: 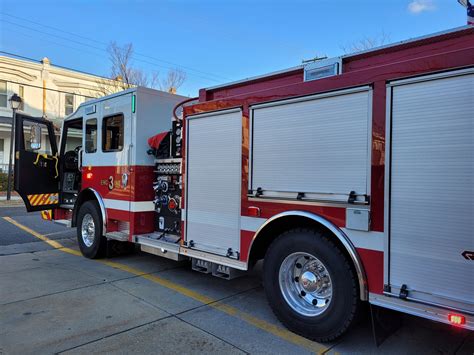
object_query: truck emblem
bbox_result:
[462,251,474,260]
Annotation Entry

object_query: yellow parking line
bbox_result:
[3,216,328,354]
[4,217,81,256]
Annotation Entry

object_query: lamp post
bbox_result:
[7,93,22,201]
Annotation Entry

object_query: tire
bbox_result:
[77,200,107,259]
[263,228,359,342]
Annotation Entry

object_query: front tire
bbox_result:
[77,201,106,259]
[263,228,359,342]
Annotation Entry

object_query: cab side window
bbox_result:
[102,114,124,152]
[85,119,97,153]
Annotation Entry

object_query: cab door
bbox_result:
[82,93,133,236]
[14,114,60,212]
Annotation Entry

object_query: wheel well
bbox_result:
[72,189,105,229]
[248,214,367,300]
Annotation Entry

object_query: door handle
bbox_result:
[78,148,83,171]
[122,173,128,188]
[127,144,133,172]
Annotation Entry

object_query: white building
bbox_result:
[0,55,116,172]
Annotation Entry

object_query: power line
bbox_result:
[2,19,220,84]
[2,78,95,98]
[1,12,231,82]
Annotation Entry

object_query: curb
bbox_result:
[0,201,25,208]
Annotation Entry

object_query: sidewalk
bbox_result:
[0,192,24,207]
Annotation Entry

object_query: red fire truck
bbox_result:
[14,26,473,341]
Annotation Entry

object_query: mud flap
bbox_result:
[106,239,136,257]
[370,304,402,347]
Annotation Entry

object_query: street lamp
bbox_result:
[7,93,22,201]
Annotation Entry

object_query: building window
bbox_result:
[19,85,24,111]
[102,114,124,152]
[85,119,98,153]
[0,139,4,167]
[65,94,74,116]
[0,81,7,108]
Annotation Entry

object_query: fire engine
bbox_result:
[14,26,473,341]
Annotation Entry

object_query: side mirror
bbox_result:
[30,124,42,150]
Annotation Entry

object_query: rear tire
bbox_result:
[263,228,359,342]
[77,200,106,259]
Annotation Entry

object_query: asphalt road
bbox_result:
[0,206,473,354]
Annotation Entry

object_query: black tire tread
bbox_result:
[263,228,359,343]
[76,200,106,259]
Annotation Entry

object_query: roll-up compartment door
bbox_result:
[388,71,474,311]
[251,87,371,203]
[185,109,242,257]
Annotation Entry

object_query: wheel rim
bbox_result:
[279,252,333,317]
[81,213,95,247]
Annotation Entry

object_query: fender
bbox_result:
[71,188,107,233]
[248,210,368,301]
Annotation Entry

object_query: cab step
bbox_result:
[53,219,71,228]
[135,233,186,262]
[106,231,129,242]
[191,258,244,280]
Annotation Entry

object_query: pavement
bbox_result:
[0,206,472,354]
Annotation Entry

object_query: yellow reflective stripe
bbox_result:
[36,194,45,205]
[27,193,59,206]
[40,194,49,205]
[51,193,59,204]
[30,194,41,206]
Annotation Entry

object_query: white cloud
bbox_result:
[408,0,437,14]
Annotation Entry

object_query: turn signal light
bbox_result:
[248,206,261,217]
[86,172,93,180]
[448,314,466,326]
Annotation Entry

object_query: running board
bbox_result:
[53,219,71,228]
[135,234,185,261]
[106,231,129,242]
[370,293,474,331]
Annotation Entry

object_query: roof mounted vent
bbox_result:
[304,57,342,82]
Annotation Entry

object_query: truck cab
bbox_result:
[14,87,186,236]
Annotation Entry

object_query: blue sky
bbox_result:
[0,0,468,96]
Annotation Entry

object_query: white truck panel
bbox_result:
[389,72,474,311]
[251,88,371,202]
[185,109,242,257]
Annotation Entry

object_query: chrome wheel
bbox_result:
[279,252,333,317]
[81,213,95,247]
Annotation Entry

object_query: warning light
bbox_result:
[248,206,261,217]
[168,198,177,210]
[448,314,466,326]
[86,172,93,180]
[132,94,136,113]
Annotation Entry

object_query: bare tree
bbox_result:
[158,69,186,94]
[96,42,186,96]
[341,32,391,54]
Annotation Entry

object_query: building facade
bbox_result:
[0,55,116,172]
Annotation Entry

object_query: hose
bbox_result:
[172,97,198,122]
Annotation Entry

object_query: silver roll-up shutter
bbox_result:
[250,87,371,202]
